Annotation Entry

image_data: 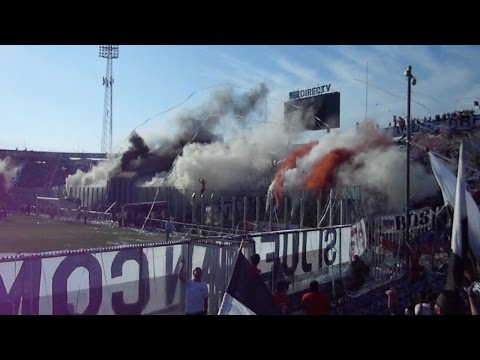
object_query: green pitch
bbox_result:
[0,214,168,254]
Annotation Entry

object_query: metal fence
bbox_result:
[65,183,363,234]
[0,202,450,315]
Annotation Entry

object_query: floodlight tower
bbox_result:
[99,45,119,155]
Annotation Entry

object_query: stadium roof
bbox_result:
[0,149,108,161]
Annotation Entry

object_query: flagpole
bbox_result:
[218,236,246,315]
[239,237,245,252]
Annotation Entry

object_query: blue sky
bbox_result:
[1,45,479,153]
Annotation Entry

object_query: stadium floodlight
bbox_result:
[98,45,119,155]
[404,65,415,272]
[99,45,119,59]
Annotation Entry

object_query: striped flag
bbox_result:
[218,251,281,315]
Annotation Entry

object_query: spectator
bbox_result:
[273,280,291,315]
[0,204,6,220]
[178,260,209,315]
[165,218,175,241]
[82,206,88,224]
[405,292,422,315]
[301,280,331,315]
[250,253,261,274]
[123,209,128,227]
[467,282,480,315]
[199,178,207,196]
[415,292,436,315]
[434,290,467,315]
[409,250,424,283]
[351,255,370,289]
[398,117,406,133]
[385,287,400,315]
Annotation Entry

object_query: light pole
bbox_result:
[99,45,119,155]
[404,65,416,273]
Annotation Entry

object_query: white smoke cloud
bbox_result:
[0,157,22,187]
[65,157,121,188]
[147,128,288,190]
[337,147,439,213]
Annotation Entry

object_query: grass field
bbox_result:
[0,215,168,254]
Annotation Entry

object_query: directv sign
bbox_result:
[284,91,340,131]
[289,84,332,100]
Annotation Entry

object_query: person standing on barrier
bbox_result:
[178,260,209,315]
[199,178,207,197]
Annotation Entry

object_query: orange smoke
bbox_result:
[272,126,393,208]
[305,148,354,190]
[273,142,317,205]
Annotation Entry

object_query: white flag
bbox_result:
[429,149,480,259]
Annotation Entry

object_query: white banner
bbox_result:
[0,244,186,315]
[251,226,351,287]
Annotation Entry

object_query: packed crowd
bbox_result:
[385,110,479,137]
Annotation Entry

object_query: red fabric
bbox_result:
[273,293,290,314]
[301,292,331,315]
